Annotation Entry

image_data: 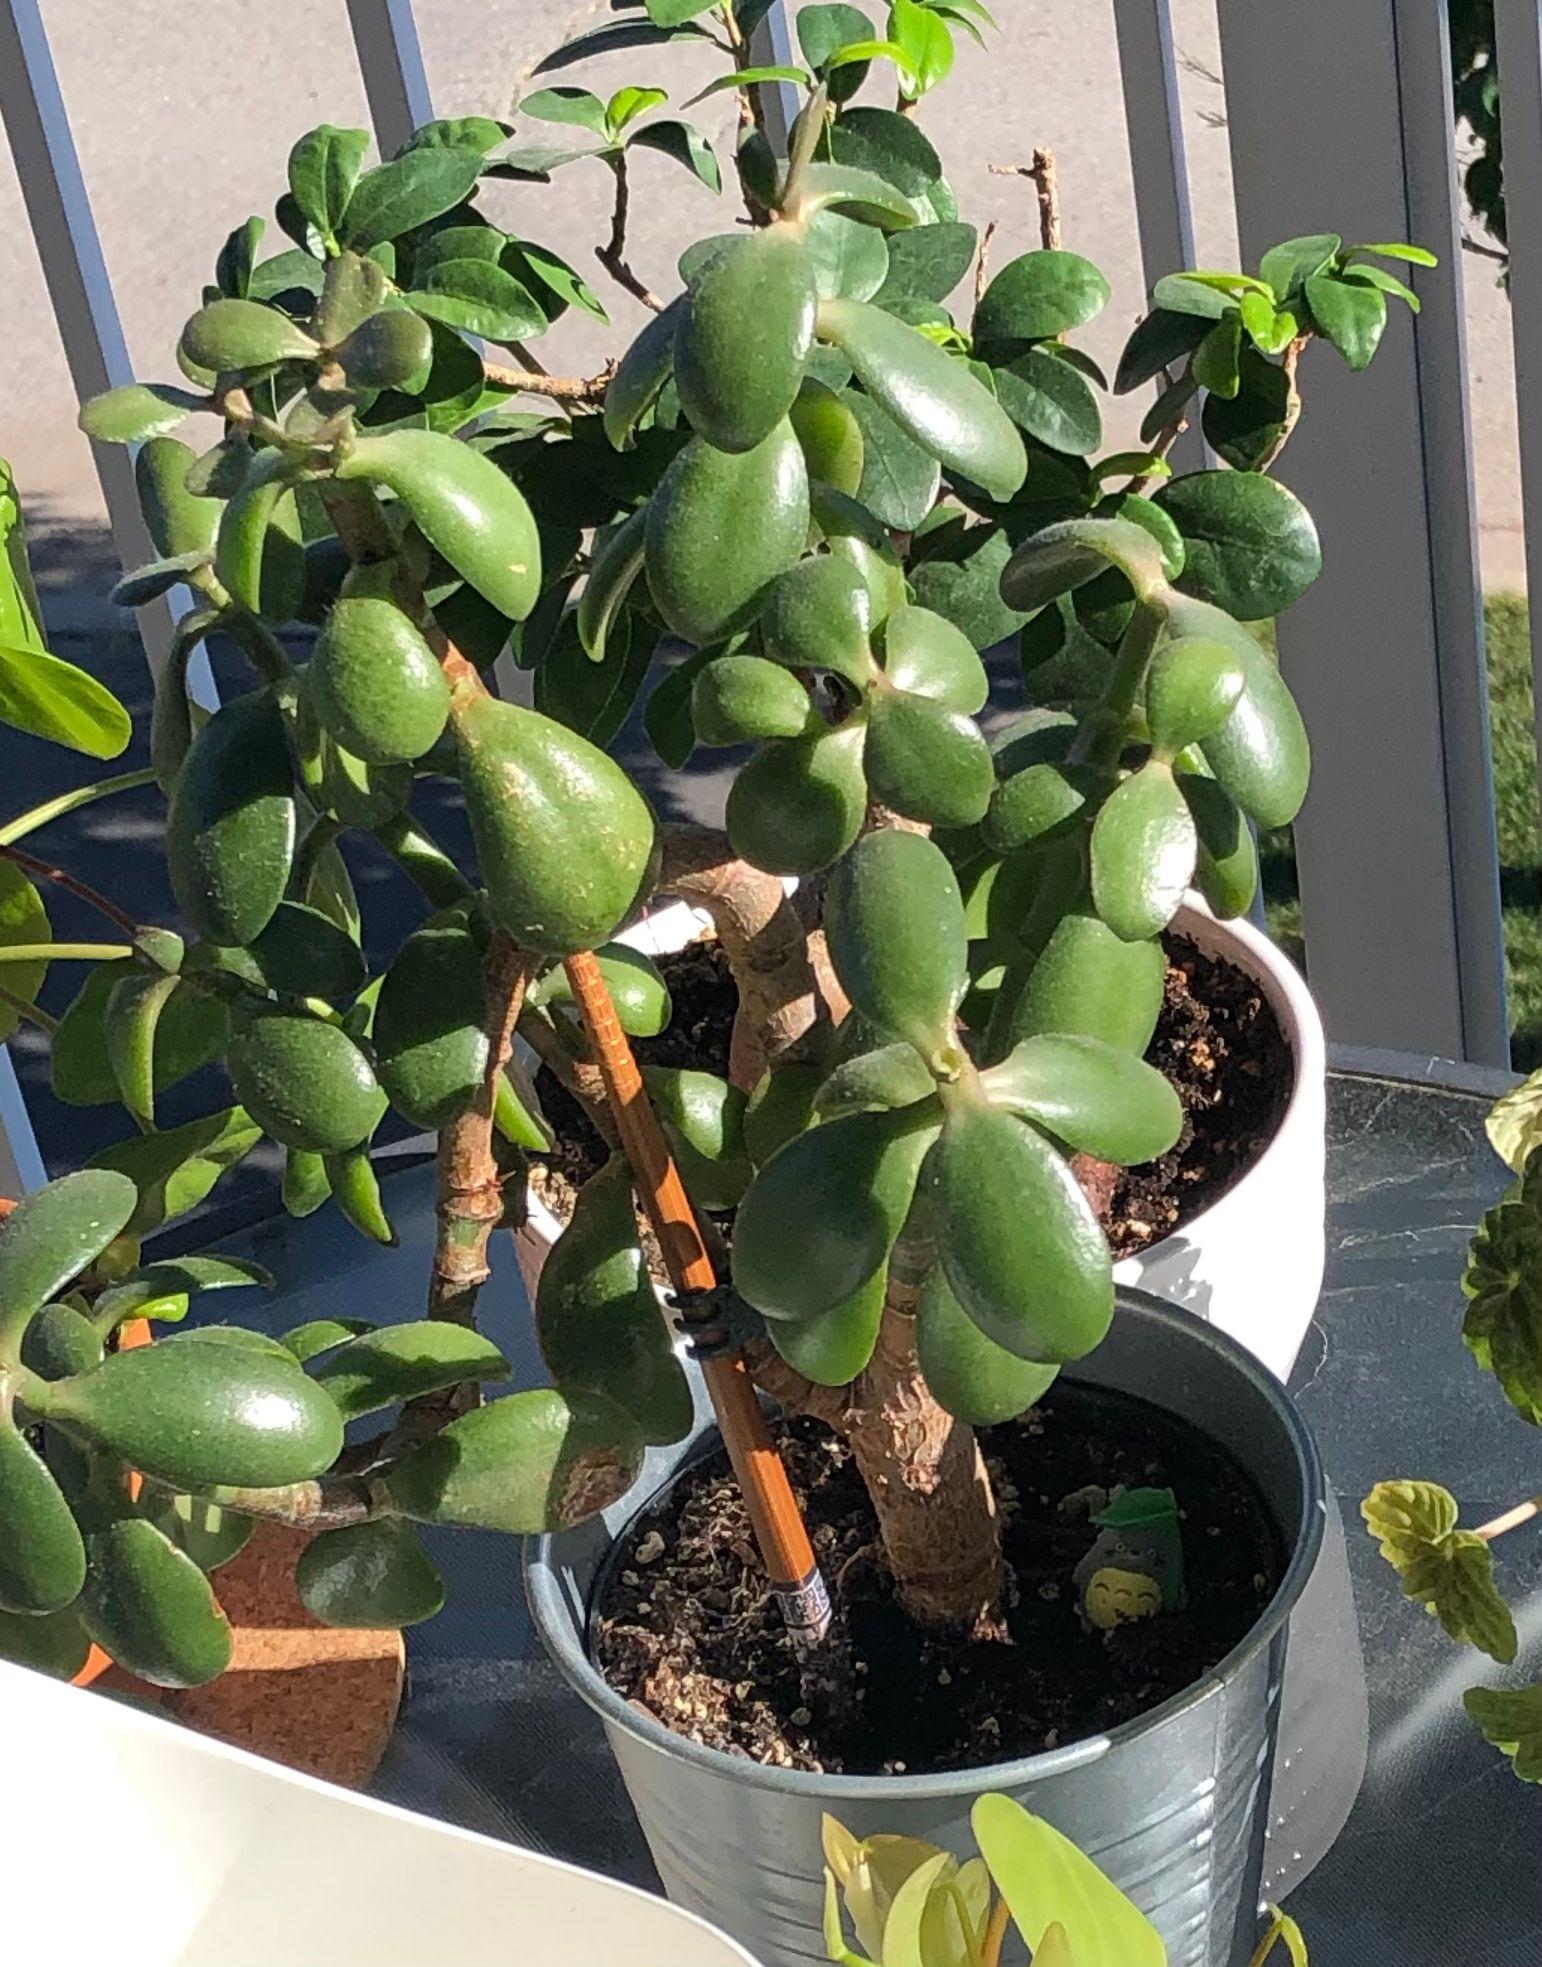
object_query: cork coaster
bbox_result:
[166,1521,405,1789]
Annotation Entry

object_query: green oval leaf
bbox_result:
[339,147,484,251]
[78,1518,232,1688]
[980,1033,1182,1164]
[296,1518,445,1627]
[1156,470,1322,619]
[916,1265,1057,1425]
[974,249,1110,346]
[313,1320,510,1420]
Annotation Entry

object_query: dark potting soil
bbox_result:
[529,933,1292,1262]
[592,1383,1283,1775]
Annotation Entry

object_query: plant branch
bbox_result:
[481,355,618,404]
[991,147,1062,255]
[1253,335,1308,473]
[1079,599,1166,771]
[0,841,139,937]
[0,768,158,848]
[975,219,997,306]
[517,1007,618,1142]
[720,2,765,137]
[158,1471,386,1531]
[1476,1495,1542,1542]
[0,983,56,1033]
[597,154,665,314]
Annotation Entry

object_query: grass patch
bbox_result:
[1263,593,1542,1068]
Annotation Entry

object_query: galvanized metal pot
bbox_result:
[527,1291,1327,1967]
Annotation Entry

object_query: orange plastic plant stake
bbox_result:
[562,949,832,1649]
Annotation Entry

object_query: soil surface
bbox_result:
[592,1384,1283,1775]
[530,932,1293,1261]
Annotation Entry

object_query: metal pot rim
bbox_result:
[525,1289,1326,1802]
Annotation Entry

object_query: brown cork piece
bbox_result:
[166,1521,404,1789]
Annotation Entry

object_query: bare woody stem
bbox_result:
[1253,335,1308,473]
[481,355,618,404]
[720,2,765,138]
[991,147,1062,257]
[598,154,665,314]
[1476,1494,1542,1542]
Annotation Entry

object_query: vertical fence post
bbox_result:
[0,0,207,695]
[344,0,434,158]
[1492,2,1542,834]
[1214,0,1508,1066]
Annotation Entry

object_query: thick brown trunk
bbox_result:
[749,1242,1005,1632]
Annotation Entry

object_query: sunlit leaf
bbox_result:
[1361,1479,1516,1662]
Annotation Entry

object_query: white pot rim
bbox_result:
[522,892,1322,1272]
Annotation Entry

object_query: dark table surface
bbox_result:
[202,1056,1542,1963]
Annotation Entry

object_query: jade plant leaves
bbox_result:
[296,1519,446,1628]
[734,1105,939,1321]
[374,907,491,1129]
[916,1265,1058,1426]
[925,1103,1112,1363]
[228,1013,387,1155]
[1089,761,1197,943]
[78,1518,233,1688]
[824,827,968,1063]
[1156,470,1321,620]
[0,1418,87,1614]
[692,654,816,745]
[726,721,867,875]
[47,1336,345,1489]
[456,697,655,956]
[645,421,810,645]
[766,1270,887,1388]
[790,378,866,493]
[1000,515,1170,614]
[1362,1480,1517,1663]
[535,1156,692,1445]
[311,1321,511,1420]
[643,1066,752,1211]
[974,249,1110,346]
[676,225,818,452]
[384,1386,643,1534]
[879,603,987,713]
[864,689,993,829]
[0,1169,137,1341]
[979,1033,1182,1165]
[529,942,671,1039]
[0,1605,91,1680]
[762,553,874,686]
[88,1106,264,1237]
[843,390,941,530]
[1464,1684,1542,1782]
[310,596,450,764]
[142,1491,254,1573]
[818,297,1026,500]
[166,689,297,947]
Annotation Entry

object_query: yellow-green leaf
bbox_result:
[1248,1904,1309,1967]
[1464,1681,1542,1782]
[971,1794,1164,1967]
[1486,1071,1542,1174]
[1361,1479,1517,1662]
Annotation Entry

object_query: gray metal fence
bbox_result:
[0,0,1523,1189]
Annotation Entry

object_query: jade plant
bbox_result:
[0,0,1422,1683]
[1364,1066,1542,1783]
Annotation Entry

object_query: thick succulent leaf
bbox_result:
[676,226,819,453]
[280,1316,377,1363]
[0,1604,91,1680]
[997,908,1166,1056]
[825,829,968,1061]
[733,1105,939,1321]
[1362,1480,1517,1662]
[864,689,993,829]
[790,377,866,494]
[229,1014,386,1156]
[78,1518,233,1688]
[50,1336,345,1489]
[818,297,1026,500]
[643,1065,752,1212]
[93,1257,272,1336]
[166,689,297,947]
[1464,1683,1542,1782]
[762,552,875,686]
[0,1417,86,1614]
[296,1519,445,1628]
[578,508,648,662]
[0,1169,137,1338]
[384,1387,643,1533]
[879,603,987,713]
[794,163,920,231]
[1170,594,1310,828]
[692,653,815,745]
[916,1265,1058,1425]
[815,1042,936,1119]
[980,1033,1182,1164]
[843,390,942,530]
[1180,771,1259,918]
[78,381,209,444]
[726,722,868,875]
[1000,515,1170,613]
[1145,636,1246,754]
[926,1104,1112,1363]
[312,1322,510,1420]
[767,1271,886,1387]
[971,1794,1165,1967]
[1089,760,1198,942]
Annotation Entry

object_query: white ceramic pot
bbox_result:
[520,894,1328,1385]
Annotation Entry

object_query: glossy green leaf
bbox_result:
[767,1269,885,1387]
[78,1518,232,1689]
[179,299,317,375]
[296,1519,445,1628]
[1180,771,1259,918]
[385,1386,643,1534]
[875,220,976,305]
[865,688,993,828]
[805,208,891,304]
[1193,312,1243,398]
[281,1317,375,1363]
[789,378,867,495]
[0,1417,86,1614]
[645,421,810,644]
[818,297,1026,499]
[998,908,1166,1056]
[78,382,208,444]
[790,163,919,231]
[1362,1480,1516,1662]
[335,430,542,622]
[135,436,218,560]
[577,508,648,666]
[927,1104,1112,1362]
[1157,470,1321,619]
[530,943,671,1040]
[313,1321,509,1420]
[1305,269,1388,371]
[917,1264,1058,1424]
[0,641,132,759]
[88,1106,264,1237]
[287,125,370,248]
[1259,232,1341,301]
[733,1103,939,1321]
[104,965,180,1130]
[604,297,684,452]
[1001,515,1170,613]
[974,249,1110,345]
[843,390,941,530]
[628,119,722,193]
[166,688,296,946]
[1089,760,1196,943]
[971,1794,1166,1967]
[815,1040,936,1119]
[729,717,866,877]
[826,829,968,1061]
[21,1302,104,1381]
[692,653,815,744]
[0,1170,137,1344]
[50,1335,344,1489]
[339,147,484,250]
[1113,307,1210,394]
[1168,593,1310,827]
[229,1012,385,1156]
[983,759,1094,857]
[980,1032,1181,1164]
[93,1257,271,1335]
[1150,273,1231,321]
[411,259,549,341]
[909,517,1029,655]
[877,602,986,713]
[992,346,1102,456]
[0,861,47,1044]
[1145,635,1246,753]
[677,225,818,453]
[1202,343,1292,471]
[0,1604,91,1680]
